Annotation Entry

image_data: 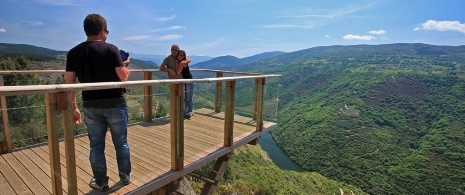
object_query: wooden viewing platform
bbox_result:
[0,69,280,194]
[0,108,276,194]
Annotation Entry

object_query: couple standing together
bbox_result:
[159,44,195,119]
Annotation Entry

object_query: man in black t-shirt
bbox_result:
[65,13,131,192]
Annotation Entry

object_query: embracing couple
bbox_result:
[159,44,195,119]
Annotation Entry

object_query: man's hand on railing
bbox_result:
[73,107,83,124]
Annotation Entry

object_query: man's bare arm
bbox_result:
[116,57,131,81]
[65,71,82,124]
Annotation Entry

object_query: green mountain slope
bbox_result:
[190,145,367,195]
[235,43,465,194]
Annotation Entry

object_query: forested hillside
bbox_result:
[235,43,465,194]
[190,145,366,195]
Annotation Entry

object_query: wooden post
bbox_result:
[57,92,78,195]
[144,71,153,122]
[0,75,12,153]
[215,72,223,113]
[170,84,184,171]
[45,93,63,195]
[255,78,265,131]
[248,78,265,146]
[224,80,235,147]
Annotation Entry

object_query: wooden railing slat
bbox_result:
[45,93,63,195]
[0,75,11,153]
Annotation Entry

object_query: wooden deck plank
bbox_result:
[129,125,205,162]
[36,145,87,195]
[0,156,24,195]
[2,152,50,194]
[12,149,52,194]
[24,146,68,194]
[0,154,34,194]
[0,169,15,194]
[132,123,220,165]
[30,145,83,194]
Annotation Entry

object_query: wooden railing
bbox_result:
[0,69,279,194]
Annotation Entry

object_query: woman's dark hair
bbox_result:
[177,50,187,60]
[83,13,107,36]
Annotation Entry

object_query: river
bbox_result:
[258,132,305,171]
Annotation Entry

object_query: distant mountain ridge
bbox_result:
[191,51,286,70]
[0,42,285,69]
[129,53,214,66]
[0,43,67,60]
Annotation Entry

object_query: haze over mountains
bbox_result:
[0,43,286,70]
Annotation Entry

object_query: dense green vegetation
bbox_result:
[234,43,465,194]
[0,56,51,146]
[190,145,366,194]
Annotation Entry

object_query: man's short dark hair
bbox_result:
[83,13,107,36]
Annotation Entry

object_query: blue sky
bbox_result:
[1,0,464,58]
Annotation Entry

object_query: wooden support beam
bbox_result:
[57,92,78,195]
[0,75,11,153]
[149,188,167,195]
[188,172,216,185]
[45,93,63,195]
[200,153,232,195]
[255,78,265,131]
[215,72,223,113]
[224,80,235,147]
[170,84,184,171]
[249,78,266,146]
[144,72,153,122]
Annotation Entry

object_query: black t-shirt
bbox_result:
[66,41,126,108]
[181,63,193,79]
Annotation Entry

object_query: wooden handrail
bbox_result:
[0,75,280,97]
[0,69,266,75]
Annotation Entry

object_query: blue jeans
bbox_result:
[84,107,131,186]
[184,83,195,116]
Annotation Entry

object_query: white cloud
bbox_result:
[17,18,43,26]
[122,34,183,41]
[414,20,465,33]
[369,30,386,35]
[157,15,175,22]
[152,26,186,32]
[122,35,154,41]
[279,14,333,18]
[343,34,375,40]
[158,34,183,40]
[0,28,6,33]
[324,35,331,38]
[28,21,44,26]
[167,26,185,30]
[261,24,313,29]
[279,1,379,19]
[35,0,76,6]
